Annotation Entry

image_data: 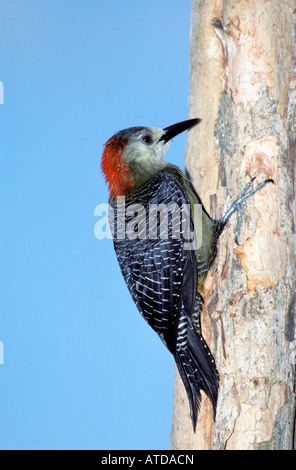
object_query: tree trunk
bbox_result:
[170,0,296,450]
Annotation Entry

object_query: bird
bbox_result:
[100,118,273,431]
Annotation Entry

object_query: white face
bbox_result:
[121,127,170,178]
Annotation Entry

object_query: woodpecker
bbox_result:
[101,118,273,431]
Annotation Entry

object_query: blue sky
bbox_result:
[0,1,192,450]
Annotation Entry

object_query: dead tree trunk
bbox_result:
[170,0,296,450]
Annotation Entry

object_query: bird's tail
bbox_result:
[174,323,219,432]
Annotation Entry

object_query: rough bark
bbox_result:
[170,0,296,450]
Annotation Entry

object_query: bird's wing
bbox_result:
[113,171,197,352]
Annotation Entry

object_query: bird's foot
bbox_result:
[219,177,274,244]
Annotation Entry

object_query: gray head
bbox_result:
[101,118,201,199]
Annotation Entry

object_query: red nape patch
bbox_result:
[101,136,134,200]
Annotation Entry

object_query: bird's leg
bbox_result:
[217,177,274,244]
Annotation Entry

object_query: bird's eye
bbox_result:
[141,134,153,145]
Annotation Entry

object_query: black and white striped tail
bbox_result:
[174,319,219,432]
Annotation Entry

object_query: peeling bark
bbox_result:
[170,0,296,450]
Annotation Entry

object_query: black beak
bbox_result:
[159,118,201,144]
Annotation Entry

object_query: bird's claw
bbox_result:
[220,177,274,244]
